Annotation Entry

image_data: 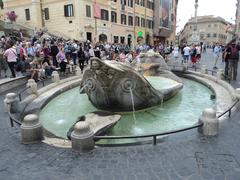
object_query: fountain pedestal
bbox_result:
[71,121,95,153]
[21,114,43,144]
[198,108,219,136]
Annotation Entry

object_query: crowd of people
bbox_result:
[0,32,150,81]
[0,31,239,82]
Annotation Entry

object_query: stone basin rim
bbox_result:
[20,71,237,147]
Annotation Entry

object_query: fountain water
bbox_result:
[39,77,215,144]
[129,88,137,125]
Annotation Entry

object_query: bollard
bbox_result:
[69,65,73,73]
[21,114,43,144]
[216,69,224,80]
[75,66,82,76]
[201,65,207,74]
[235,88,240,100]
[52,71,60,83]
[182,63,188,71]
[4,93,21,113]
[26,79,38,94]
[198,108,219,136]
[71,121,94,153]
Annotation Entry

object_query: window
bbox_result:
[44,8,50,20]
[101,9,109,21]
[128,16,133,26]
[208,24,211,28]
[120,36,125,44]
[25,9,30,21]
[135,0,139,5]
[64,4,74,17]
[121,0,126,5]
[207,33,211,37]
[121,14,127,25]
[114,36,119,43]
[111,11,117,23]
[147,0,154,10]
[86,5,91,17]
[146,19,153,29]
[213,33,217,38]
[128,0,133,7]
[171,13,174,22]
[141,18,145,27]
[135,16,140,26]
[140,0,145,6]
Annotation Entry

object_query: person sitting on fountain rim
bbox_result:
[29,59,40,82]
[56,46,68,75]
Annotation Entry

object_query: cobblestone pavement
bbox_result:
[0,49,240,180]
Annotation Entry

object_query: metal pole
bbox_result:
[10,117,14,127]
[229,109,231,118]
[153,136,157,145]
[18,94,22,101]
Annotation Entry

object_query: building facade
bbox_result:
[179,15,232,46]
[3,0,177,47]
[235,0,240,41]
[0,0,4,20]
[153,0,177,46]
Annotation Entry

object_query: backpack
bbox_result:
[68,45,76,53]
[229,45,239,59]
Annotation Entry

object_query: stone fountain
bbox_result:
[80,51,183,112]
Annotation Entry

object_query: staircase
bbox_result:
[0,20,71,40]
[0,20,34,38]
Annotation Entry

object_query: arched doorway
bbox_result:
[99,34,107,43]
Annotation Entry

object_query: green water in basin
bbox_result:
[39,77,215,144]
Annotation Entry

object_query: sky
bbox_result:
[177,0,237,33]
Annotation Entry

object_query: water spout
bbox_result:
[79,83,88,94]
[161,97,164,109]
[129,88,137,125]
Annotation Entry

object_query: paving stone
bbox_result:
[188,173,203,180]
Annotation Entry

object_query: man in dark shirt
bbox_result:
[50,41,59,68]
[225,40,240,80]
